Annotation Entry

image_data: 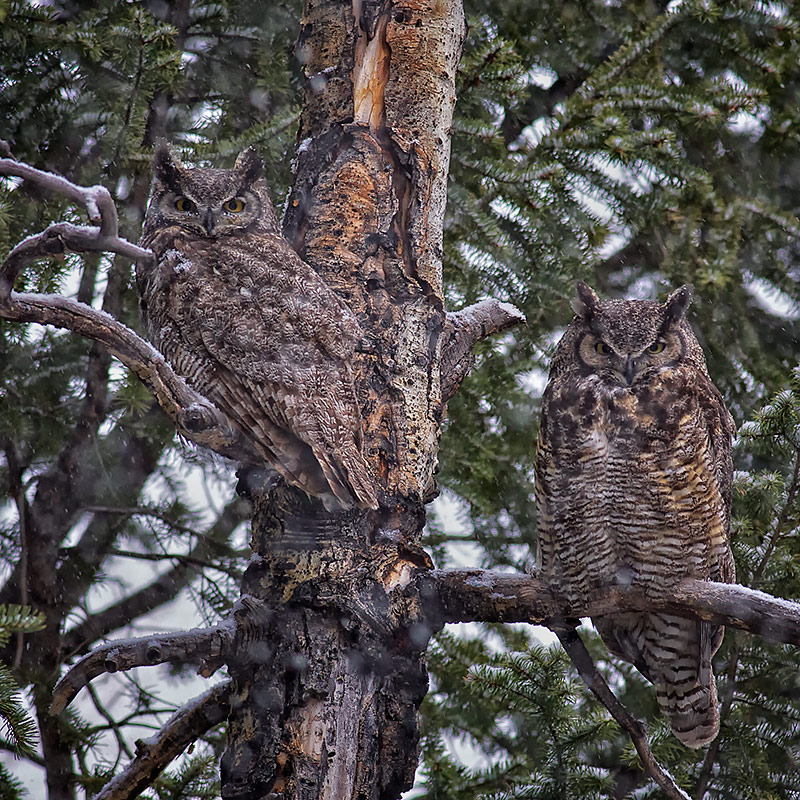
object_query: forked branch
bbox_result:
[0,155,259,464]
[0,156,152,293]
[49,622,235,716]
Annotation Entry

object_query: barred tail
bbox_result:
[655,665,720,748]
[597,612,724,748]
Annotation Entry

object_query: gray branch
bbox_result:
[0,157,152,292]
[555,626,690,800]
[430,569,800,645]
[94,682,231,800]
[49,622,235,716]
[441,300,527,402]
[0,156,259,464]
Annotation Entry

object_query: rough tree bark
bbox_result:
[218,2,467,798]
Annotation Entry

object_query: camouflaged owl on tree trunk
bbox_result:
[138,144,378,511]
[536,282,735,748]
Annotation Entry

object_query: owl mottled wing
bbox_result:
[144,231,377,510]
[700,378,736,582]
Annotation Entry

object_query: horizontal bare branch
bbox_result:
[431,569,800,645]
[49,622,235,716]
[94,682,231,800]
[441,300,526,402]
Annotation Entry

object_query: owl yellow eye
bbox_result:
[174,197,196,212]
[223,198,246,213]
[647,341,666,354]
[595,341,612,355]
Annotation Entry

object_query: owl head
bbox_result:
[550,281,708,385]
[141,143,280,241]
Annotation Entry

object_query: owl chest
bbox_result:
[560,382,690,473]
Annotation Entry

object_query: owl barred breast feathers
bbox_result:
[535,282,735,748]
[137,144,378,511]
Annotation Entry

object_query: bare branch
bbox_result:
[0,157,152,293]
[430,569,800,646]
[61,497,249,658]
[0,292,257,462]
[441,300,526,402]
[49,622,235,716]
[0,157,260,465]
[94,682,231,800]
[555,626,690,800]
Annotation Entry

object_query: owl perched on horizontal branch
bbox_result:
[536,282,735,747]
[138,144,378,511]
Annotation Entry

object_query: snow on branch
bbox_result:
[441,300,526,402]
[0,153,259,464]
[49,623,235,716]
[431,569,800,646]
[0,155,152,291]
[432,569,800,800]
[93,682,231,800]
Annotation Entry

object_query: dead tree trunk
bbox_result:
[219,1,466,798]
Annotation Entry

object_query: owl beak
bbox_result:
[203,208,215,236]
[623,355,635,385]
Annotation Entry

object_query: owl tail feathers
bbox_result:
[655,671,720,749]
[314,444,379,511]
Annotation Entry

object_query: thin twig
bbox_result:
[86,682,134,763]
[554,626,690,800]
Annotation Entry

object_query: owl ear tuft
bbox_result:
[573,281,600,319]
[234,147,264,184]
[663,284,693,328]
[152,141,183,190]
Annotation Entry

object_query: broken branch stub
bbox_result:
[441,300,527,402]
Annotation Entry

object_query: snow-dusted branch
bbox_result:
[0,156,259,464]
[49,623,235,716]
[431,569,800,645]
[433,569,800,800]
[441,300,527,402]
[93,682,231,800]
[555,626,690,800]
[0,156,152,294]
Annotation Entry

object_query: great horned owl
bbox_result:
[137,144,378,511]
[535,282,735,748]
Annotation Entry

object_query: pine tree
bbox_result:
[1,1,800,798]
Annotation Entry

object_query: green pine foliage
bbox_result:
[0,605,44,760]
[424,1,800,798]
[2,0,800,797]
